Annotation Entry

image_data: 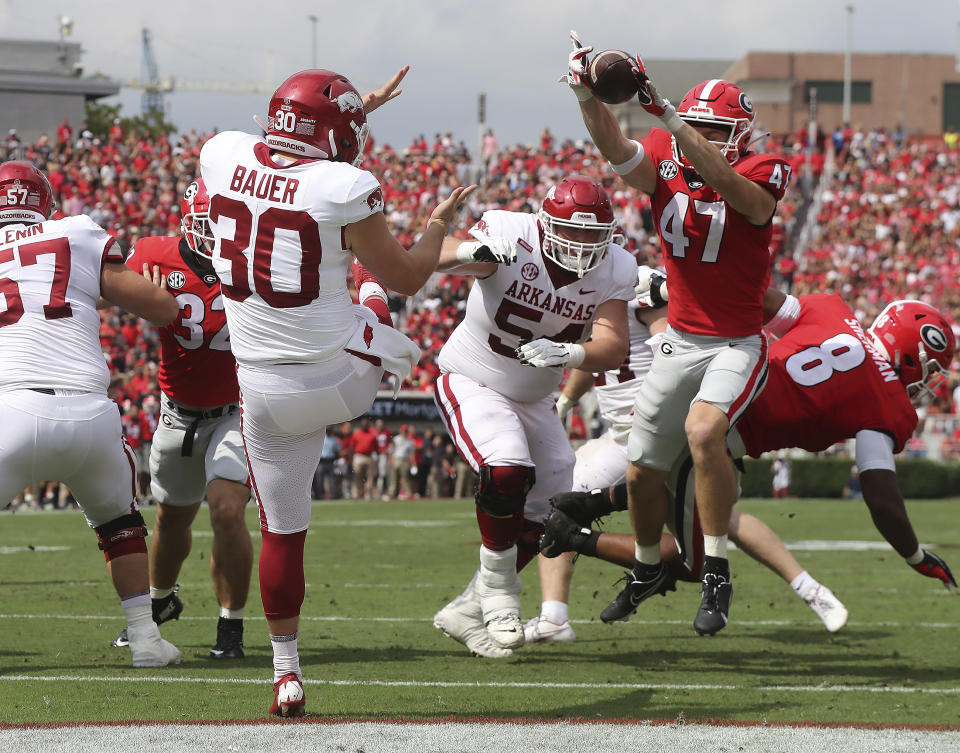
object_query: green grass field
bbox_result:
[1,496,958,726]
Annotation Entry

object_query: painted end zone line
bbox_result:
[3,674,959,695]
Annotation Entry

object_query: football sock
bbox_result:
[541,600,569,625]
[220,606,244,620]
[790,570,819,600]
[636,543,661,566]
[259,530,307,620]
[476,508,523,551]
[515,518,544,571]
[121,592,153,631]
[359,288,393,326]
[270,632,301,683]
[703,534,729,559]
[150,586,175,600]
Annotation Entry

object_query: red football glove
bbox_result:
[912,549,957,592]
[631,56,683,132]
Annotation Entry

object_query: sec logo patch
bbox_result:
[521,262,539,281]
[166,271,186,289]
[658,161,679,180]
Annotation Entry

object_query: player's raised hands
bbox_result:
[630,57,683,132]
[427,185,478,232]
[363,66,409,114]
[562,30,595,102]
[911,550,958,592]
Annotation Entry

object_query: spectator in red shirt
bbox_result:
[350,418,380,500]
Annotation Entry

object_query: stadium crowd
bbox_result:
[5,115,960,510]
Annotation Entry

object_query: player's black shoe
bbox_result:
[600,562,676,623]
[539,508,592,558]
[209,617,245,659]
[694,570,733,636]
[550,488,616,528]
[111,585,183,648]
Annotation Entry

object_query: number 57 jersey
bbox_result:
[437,210,637,403]
[735,293,917,456]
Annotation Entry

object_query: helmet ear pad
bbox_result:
[538,175,616,277]
[264,69,368,166]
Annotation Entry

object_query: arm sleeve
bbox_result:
[341,170,384,225]
[855,429,897,473]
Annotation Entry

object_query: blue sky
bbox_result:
[3,0,958,149]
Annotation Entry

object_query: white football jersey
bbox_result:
[594,268,658,432]
[200,131,384,365]
[438,210,636,403]
[0,215,123,393]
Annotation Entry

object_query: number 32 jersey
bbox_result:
[642,128,792,338]
[736,293,917,456]
[126,236,239,407]
[200,131,384,366]
[438,210,637,403]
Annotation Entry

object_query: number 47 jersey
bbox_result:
[437,210,637,403]
[736,293,918,457]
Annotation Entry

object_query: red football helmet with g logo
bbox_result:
[180,178,214,258]
[263,69,369,167]
[538,175,616,277]
[674,79,756,165]
[0,160,54,224]
[868,300,956,404]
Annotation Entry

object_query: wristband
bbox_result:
[661,109,684,134]
[765,294,801,339]
[573,86,594,102]
[610,141,645,175]
[906,547,925,565]
[566,343,586,369]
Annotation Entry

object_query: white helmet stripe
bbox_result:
[698,79,722,102]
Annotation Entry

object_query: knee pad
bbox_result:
[95,512,148,561]
[475,465,535,518]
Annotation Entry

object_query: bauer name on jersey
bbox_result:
[438,210,636,403]
[126,235,239,407]
[0,215,125,392]
[736,293,918,456]
[200,131,384,365]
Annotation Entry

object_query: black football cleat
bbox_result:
[694,570,733,636]
[550,488,615,528]
[209,617,245,660]
[600,562,676,623]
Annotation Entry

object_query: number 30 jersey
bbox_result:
[438,210,637,403]
[642,128,792,338]
[736,293,917,456]
[0,215,124,393]
[200,131,384,366]
[126,236,239,407]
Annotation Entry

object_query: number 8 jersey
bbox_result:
[736,293,917,456]
[437,210,637,403]
[200,131,384,365]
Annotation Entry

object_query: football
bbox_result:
[588,50,640,105]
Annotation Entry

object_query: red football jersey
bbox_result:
[737,294,917,456]
[126,236,239,407]
[642,129,792,337]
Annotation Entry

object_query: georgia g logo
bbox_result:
[660,341,674,356]
[920,323,949,353]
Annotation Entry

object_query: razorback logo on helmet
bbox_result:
[365,187,384,213]
[334,91,364,113]
[921,323,950,353]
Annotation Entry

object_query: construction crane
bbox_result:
[126,27,271,115]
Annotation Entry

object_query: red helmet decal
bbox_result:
[0,160,54,223]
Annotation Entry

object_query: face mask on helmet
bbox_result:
[180,179,214,259]
[867,299,956,405]
[538,176,616,277]
[0,160,54,224]
[260,69,370,167]
[673,79,756,166]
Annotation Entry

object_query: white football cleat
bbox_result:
[269,672,305,718]
[433,594,513,659]
[524,616,576,644]
[475,546,525,649]
[803,585,849,632]
[128,624,182,667]
[484,611,525,649]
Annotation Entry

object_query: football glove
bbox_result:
[911,549,957,592]
[636,267,668,308]
[455,235,517,266]
[561,30,595,102]
[556,393,576,421]
[516,338,586,368]
[631,56,684,133]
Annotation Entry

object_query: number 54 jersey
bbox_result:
[735,293,917,456]
[437,210,637,403]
